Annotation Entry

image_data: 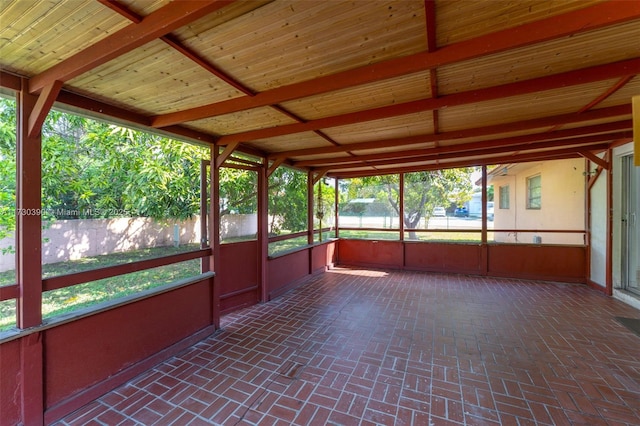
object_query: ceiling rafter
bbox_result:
[217,58,638,146]
[330,141,627,180]
[330,151,585,180]
[29,0,236,94]
[97,0,351,157]
[313,136,617,172]
[292,121,631,168]
[271,104,631,159]
[548,75,635,133]
[424,0,440,138]
[151,1,640,128]
[97,0,254,95]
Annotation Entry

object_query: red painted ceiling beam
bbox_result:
[315,136,618,171]
[217,58,638,146]
[29,0,236,94]
[329,148,611,180]
[424,0,437,53]
[152,1,640,128]
[0,70,22,91]
[273,104,631,159]
[293,121,631,168]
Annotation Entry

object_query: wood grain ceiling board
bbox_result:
[174,0,427,92]
[292,146,443,168]
[436,127,553,147]
[438,79,622,133]
[0,0,129,75]
[185,106,298,136]
[435,0,604,46]
[115,0,171,16]
[173,1,273,42]
[244,131,333,154]
[437,19,640,95]
[288,151,354,163]
[348,143,436,157]
[322,111,435,145]
[280,71,431,121]
[67,39,243,116]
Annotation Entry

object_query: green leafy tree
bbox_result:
[268,167,307,235]
[219,166,257,215]
[0,98,16,249]
[0,97,209,227]
[340,169,474,238]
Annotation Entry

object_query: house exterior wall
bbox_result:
[489,158,586,245]
[589,161,607,289]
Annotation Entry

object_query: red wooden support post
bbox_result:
[210,147,221,328]
[17,78,45,425]
[258,159,269,302]
[399,173,405,241]
[17,79,43,328]
[307,171,314,245]
[481,165,488,244]
[334,178,340,239]
[480,165,489,275]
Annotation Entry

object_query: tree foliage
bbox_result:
[0,97,209,234]
[268,167,307,235]
[339,169,475,238]
[220,166,257,215]
[0,98,16,244]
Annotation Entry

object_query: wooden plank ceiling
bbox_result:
[1,0,638,178]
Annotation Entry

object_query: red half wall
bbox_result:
[337,239,586,283]
[219,241,259,314]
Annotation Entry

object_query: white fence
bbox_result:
[0,214,257,273]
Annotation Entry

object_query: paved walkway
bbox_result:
[56,268,640,425]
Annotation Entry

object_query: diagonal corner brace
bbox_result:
[216,140,241,168]
[267,157,286,178]
[28,80,63,138]
[312,168,329,185]
[579,150,610,170]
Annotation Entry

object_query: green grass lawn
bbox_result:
[0,244,203,331]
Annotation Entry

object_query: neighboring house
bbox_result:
[487,158,586,245]
[467,193,493,220]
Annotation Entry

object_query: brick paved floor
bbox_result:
[56,268,640,425]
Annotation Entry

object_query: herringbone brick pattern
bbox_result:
[56,268,640,425]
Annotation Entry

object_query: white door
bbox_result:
[621,155,639,295]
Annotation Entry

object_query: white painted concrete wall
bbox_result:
[0,213,258,272]
[589,162,607,288]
